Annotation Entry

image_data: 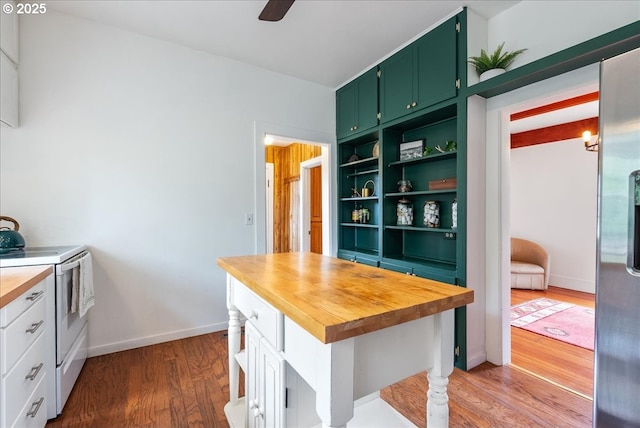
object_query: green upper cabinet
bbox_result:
[416,16,458,108]
[378,46,414,124]
[336,67,378,140]
[380,15,459,124]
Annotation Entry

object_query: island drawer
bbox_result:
[230,276,283,350]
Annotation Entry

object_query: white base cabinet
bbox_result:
[245,321,285,428]
[1,277,49,428]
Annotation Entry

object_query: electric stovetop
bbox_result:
[0,245,86,267]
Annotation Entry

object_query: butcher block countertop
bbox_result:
[0,265,53,309]
[217,252,474,344]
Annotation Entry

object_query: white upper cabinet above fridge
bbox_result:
[0,51,18,127]
[0,0,19,63]
[0,0,18,127]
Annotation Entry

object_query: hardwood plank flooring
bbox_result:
[510,286,595,398]
[47,324,592,428]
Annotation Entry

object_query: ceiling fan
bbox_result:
[259,0,295,22]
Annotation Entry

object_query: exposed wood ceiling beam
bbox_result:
[511,117,598,149]
[511,92,599,121]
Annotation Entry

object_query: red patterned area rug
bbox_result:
[510,298,595,350]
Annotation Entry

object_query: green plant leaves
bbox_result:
[468,42,527,75]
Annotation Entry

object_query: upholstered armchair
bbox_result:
[510,237,550,290]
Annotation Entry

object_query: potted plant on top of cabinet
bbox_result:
[468,42,527,82]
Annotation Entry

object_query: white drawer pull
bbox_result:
[25,320,44,334]
[25,363,44,381]
[25,290,44,301]
[26,397,44,418]
[249,310,259,320]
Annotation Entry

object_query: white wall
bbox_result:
[0,11,335,356]
[511,139,598,293]
[488,1,640,72]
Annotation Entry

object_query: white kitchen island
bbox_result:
[217,252,473,428]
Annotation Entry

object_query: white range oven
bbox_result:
[0,245,90,419]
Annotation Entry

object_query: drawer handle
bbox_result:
[25,290,44,301]
[248,310,259,320]
[26,320,44,334]
[25,363,44,381]
[26,397,44,418]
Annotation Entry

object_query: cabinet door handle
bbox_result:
[353,125,357,130]
[412,101,417,107]
[26,320,44,334]
[26,397,44,418]
[25,290,44,301]
[406,104,411,109]
[249,399,258,409]
[25,363,44,381]
[248,310,259,320]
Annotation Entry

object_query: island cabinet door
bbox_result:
[245,321,286,428]
[245,322,261,428]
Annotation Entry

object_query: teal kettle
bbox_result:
[0,216,26,253]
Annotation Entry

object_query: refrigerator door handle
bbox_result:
[629,171,640,276]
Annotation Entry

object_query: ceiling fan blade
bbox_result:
[259,0,295,22]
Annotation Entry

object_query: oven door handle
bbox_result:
[58,251,89,273]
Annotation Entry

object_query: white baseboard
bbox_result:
[466,348,487,370]
[549,275,595,294]
[88,321,228,357]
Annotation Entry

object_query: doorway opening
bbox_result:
[253,121,335,256]
[495,74,599,398]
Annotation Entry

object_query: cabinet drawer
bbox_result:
[2,333,46,426]
[231,277,283,350]
[1,297,46,374]
[0,279,45,328]
[8,376,47,428]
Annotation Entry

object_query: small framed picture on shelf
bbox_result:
[399,139,425,161]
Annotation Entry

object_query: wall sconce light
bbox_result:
[583,130,598,152]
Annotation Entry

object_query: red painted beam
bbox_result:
[511,92,599,121]
[511,117,599,149]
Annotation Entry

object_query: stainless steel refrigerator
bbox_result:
[594,47,640,427]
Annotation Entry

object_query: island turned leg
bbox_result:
[227,278,242,405]
[426,309,455,428]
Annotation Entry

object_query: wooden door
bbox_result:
[310,165,322,254]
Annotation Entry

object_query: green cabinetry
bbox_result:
[337,133,380,261]
[335,10,468,369]
[379,15,459,124]
[380,103,459,285]
[336,67,379,140]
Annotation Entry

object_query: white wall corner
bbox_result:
[466,8,488,87]
[466,95,487,369]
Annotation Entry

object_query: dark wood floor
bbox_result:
[47,296,593,428]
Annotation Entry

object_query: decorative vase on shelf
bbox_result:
[479,68,505,82]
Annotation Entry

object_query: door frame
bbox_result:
[265,162,274,254]
[253,120,336,256]
[483,65,600,365]
[299,154,328,253]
